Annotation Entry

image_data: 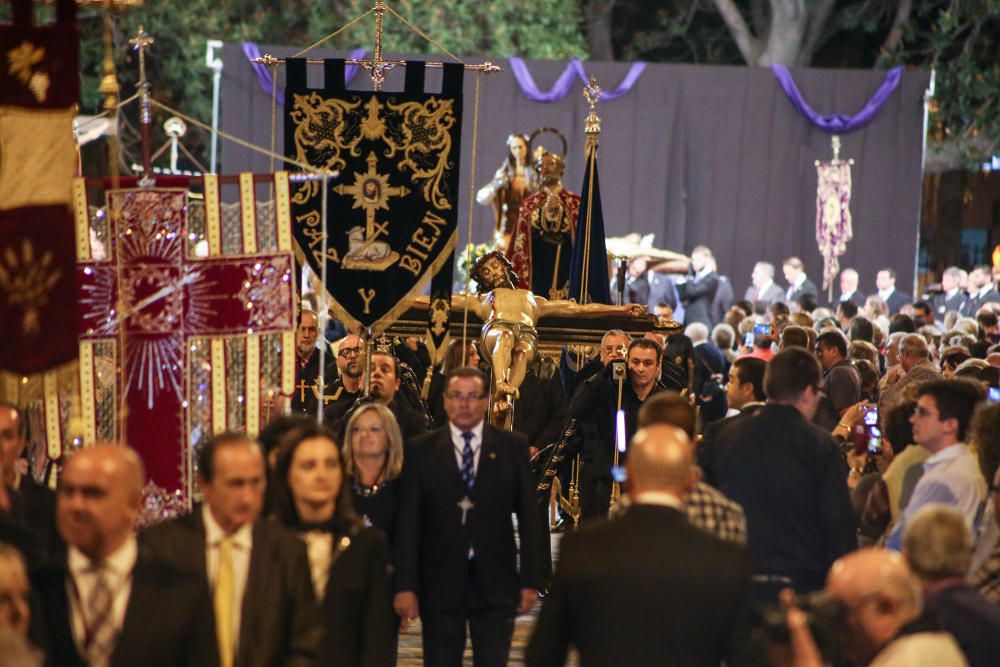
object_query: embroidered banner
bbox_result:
[75,174,296,518]
[815,161,854,293]
[0,0,79,375]
[284,59,464,332]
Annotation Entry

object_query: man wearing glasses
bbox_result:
[320,334,364,417]
[395,367,541,667]
[886,379,986,551]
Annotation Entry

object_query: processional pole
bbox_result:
[128,25,155,182]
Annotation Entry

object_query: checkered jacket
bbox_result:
[684,481,747,544]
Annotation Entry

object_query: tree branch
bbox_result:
[798,0,837,65]
[874,0,912,67]
[711,0,761,63]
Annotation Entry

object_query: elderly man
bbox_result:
[319,333,363,416]
[879,334,941,411]
[784,549,967,667]
[838,268,866,307]
[887,379,986,551]
[745,261,785,312]
[290,309,338,416]
[903,506,1000,667]
[526,424,752,667]
[31,446,218,666]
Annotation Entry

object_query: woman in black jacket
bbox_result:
[272,422,394,666]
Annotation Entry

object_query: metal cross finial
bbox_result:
[583,77,602,144]
[129,25,156,179]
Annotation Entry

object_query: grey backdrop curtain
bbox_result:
[221,43,930,297]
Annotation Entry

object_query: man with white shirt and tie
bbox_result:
[395,367,541,667]
[142,433,321,667]
[743,261,785,312]
[30,446,218,666]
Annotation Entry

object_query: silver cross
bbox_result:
[457,496,474,525]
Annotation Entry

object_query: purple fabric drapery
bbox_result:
[507,56,646,102]
[770,64,905,133]
[241,42,368,105]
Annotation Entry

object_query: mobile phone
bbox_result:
[743,332,754,347]
[611,466,628,483]
[868,426,883,455]
[989,387,1000,403]
[863,406,879,426]
[753,323,772,336]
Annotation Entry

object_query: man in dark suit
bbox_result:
[713,348,856,601]
[744,261,785,312]
[933,266,968,320]
[836,267,867,308]
[325,351,429,442]
[782,256,818,306]
[395,367,541,667]
[675,245,718,327]
[962,264,1000,317]
[142,433,321,667]
[30,446,219,667]
[525,423,752,667]
[875,268,913,315]
[1,401,59,560]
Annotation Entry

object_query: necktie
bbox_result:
[215,536,235,667]
[84,563,116,667]
[460,431,475,491]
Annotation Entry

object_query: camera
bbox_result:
[753,323,772,336]
[611,360,627,382]
[759,591,847,664]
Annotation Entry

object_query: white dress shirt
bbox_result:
[755,279,774,301]
[449,420,485,475]
[67,537,137,653]
[878,287,896,302]
[787,273,806,299]
[202,504,254,652]
[631,491,684,510]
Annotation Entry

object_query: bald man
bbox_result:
[29,446,219,667]
[526,425,752,667]
[785,549,967,667]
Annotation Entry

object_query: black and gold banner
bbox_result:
[284,59,463,332]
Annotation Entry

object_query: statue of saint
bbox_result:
[459,251,645,418]
[507,149,579,300]
[476,134,538,249]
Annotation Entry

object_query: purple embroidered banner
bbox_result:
[508,56,646,103]
[242,42,367,105]
[771,64,904,133]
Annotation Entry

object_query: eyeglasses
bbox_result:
[913,405,936,418]
[445,392,486,402]
[338,347,361,358]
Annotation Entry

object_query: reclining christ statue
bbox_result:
[452,250,646,418]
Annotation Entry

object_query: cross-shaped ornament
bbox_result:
[294,377,312,403]
[457,496,474,526]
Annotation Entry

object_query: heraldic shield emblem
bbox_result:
[285,59,464,331]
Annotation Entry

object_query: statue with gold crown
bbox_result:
[507,134,580,301]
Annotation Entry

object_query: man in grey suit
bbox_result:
[743,261,785,313]
[142,432,321,667]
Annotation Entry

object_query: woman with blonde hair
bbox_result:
[342,402,405,547]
